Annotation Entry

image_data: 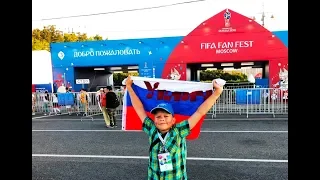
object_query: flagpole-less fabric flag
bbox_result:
[121,76,216,140]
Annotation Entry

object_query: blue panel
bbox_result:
[272,31,288,47]
[236,89,261,105]
[255,78,269,88]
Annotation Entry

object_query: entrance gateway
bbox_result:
[50,9,287,92]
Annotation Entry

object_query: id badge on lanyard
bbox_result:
[157,132,173,172]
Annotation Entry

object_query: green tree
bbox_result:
[77,32,88,41]
[93,35,103,40]
[200,70,248,83]
[32,25,105,51]
[113,72,139,86]
[32,37,50,51]
[63,33,78,42]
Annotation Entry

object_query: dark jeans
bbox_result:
[107,108,117,126]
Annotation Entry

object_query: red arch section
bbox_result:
[161,9,288,87]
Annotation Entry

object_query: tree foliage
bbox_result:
[112,70,248,86]
[32,25,105,51]
[200,70,248,82]
[113,72,139,86]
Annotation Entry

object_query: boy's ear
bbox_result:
[172,117,176,124]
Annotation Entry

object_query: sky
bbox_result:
[32,0,288,40]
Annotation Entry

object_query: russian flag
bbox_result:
[121,77,214,140]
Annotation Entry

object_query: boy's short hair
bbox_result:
[150,103,174,116]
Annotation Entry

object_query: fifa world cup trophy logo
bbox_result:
[224,9,231,27]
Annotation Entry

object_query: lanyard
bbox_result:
[157,132,169,146]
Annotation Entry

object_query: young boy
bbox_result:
[126,76,223,179]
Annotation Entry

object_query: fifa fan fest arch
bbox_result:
[161,9,288,89]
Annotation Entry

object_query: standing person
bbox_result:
[43,91,50,116]
[100,88,111,128]
[95,88,104,104]
[95,88,104,113]
[125,76,223,179]
[32,93,36,115]
[52,93,61,115]
[106,86,120,128]
[79,89,88,116]
[65,87,72,115]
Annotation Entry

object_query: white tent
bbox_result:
[32,50,53,91]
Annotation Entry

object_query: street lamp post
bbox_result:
[252,3,274,27]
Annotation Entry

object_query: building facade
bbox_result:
[50,9,288,92]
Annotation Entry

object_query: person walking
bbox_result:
[105,86,120,128]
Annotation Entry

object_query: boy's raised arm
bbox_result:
[188,80,223,129]
[126,76,147,123]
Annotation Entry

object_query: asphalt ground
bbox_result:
[32,113,288,120]
[32,115,288,180]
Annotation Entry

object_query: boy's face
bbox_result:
[154,110,176,132]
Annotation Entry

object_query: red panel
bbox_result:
[32,84,36,92]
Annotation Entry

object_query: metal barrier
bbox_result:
[76,92,101,121]
[32,92,124,120]
[223,83,255,89]
[211,88,288,118]
[32,88,288,119]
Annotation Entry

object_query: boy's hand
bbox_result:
[124,75,147,122]
[213,80,223,92]
[126,76,133,87]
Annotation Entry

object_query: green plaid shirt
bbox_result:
[143,117,191,180]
